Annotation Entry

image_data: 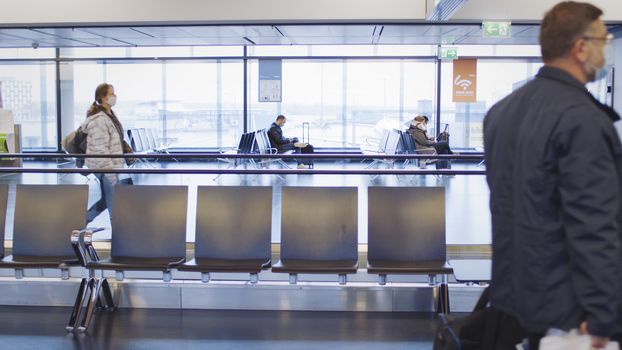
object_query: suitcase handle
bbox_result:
[302,122,310,144]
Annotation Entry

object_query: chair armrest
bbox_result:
[219,148,240,154]
[166,257,186,271]
[362,137,380,147]
[70,227,105,267]
[412,148,436,154]
[159,137,177,148]
[259,147,279,155]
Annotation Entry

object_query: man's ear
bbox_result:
[571,38,589,64]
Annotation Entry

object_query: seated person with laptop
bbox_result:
[407,115,454,168]
[267,115,315,168]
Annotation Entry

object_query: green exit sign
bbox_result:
[439,47,458,60]
[483,21,512,38]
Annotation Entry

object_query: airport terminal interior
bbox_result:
[0,0,621,349]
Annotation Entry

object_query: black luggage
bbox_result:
[433,287,526,350]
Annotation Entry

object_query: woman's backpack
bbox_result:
[61,127,87,167]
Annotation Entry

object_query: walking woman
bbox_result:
[83,83,131,223]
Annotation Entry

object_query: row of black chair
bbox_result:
[126,127,171,154]
[216,129,293,180]
[0,184,451,332]
[215,131,257,178]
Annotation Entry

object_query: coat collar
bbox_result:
[537,66,620,122]
[536,66,588,93]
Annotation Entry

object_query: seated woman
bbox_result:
[407,115,454,168]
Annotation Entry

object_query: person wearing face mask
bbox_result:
[83,83,132,224]
[484,2,621,349]
[267,115,315,168]
[407,115,454,168]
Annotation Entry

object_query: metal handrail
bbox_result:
[0,152,486,175]
[8,152,484,160]
[0,167,485,175]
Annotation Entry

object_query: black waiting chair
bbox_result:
[178,186,272,283]
[0,184,8,259]
[214,131,257,181]
[126,128,155,167]
[272,187,358,285]
[254,129,292,168]
[89,185,188,279]
[143,128,157,151]
[67,185,188,333]
[365,130,401,181]
[0,185,87,279]
[367,186,453,313]
[127,129,143,152]
[398,130,417,166]
[137,128,150,151]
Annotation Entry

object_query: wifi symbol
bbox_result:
[454,75,472,90]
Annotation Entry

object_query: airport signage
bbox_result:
[439,47,458,60]
[482,21,511,38]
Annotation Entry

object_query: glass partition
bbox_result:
[0,61,57,150]
[248,59,436,148]
[68,59,244,149]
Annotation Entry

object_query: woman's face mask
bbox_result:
[416,123,427,131]
[106,96,117,107]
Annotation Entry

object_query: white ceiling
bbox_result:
[451,0,622,21]
[0,24,563,48]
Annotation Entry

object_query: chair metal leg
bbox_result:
[365,160,379,169]
[250,273,259,284]
[163,271,172,282]
[100,278,115,310]
[437,274,450,314]
[436,283,450,314]
[277,159,291,169]
[66,278,89,332]
[289,274,298,284]
[338,274,347,285]
[428,274,437,286]
[15,269,24,279]
[201,272,210,283]
[378,274,387,285]
[78,278,102,332]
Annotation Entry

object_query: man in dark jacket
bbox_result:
[268,115,314,168]
[484,2,621,349]
[268,115,297,153]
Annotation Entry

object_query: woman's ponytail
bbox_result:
[86,83,112,117]
[86,101,101,117]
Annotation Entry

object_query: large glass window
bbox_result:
[248,59,436,148]
[71,61,163,138]
[440,59,543,149]
[0,61,57,150]
[69,60,243,149]
[3,43,611,152]
[164,60,243,148]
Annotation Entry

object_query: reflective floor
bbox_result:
[0,306,443,350]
